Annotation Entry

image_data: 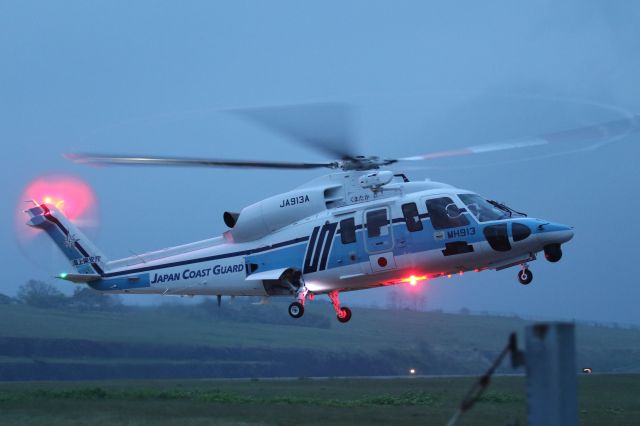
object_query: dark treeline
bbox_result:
[3,280,122,311]
[1,280,331,329]
[2,280,636,330]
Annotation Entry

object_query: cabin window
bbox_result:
[458,193,508,222]
[426,197,470,230]
[484,224,511,251]
[366,208,389,238]
[340,218,356,244]
[512,223,531,242]
[402,202,423,232]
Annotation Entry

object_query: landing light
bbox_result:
[59,273,68,279]
[409,368,416,375]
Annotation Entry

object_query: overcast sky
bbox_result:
[2,1,639,324]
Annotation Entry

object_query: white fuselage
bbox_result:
[87,175,573,297]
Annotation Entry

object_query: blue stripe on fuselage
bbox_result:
[101,236,309,278]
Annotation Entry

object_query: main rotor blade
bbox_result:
[231,103,357,160]
[66,154,338,170]
[399,114,640,162]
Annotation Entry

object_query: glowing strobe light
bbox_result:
[401,275,427,286]
[21,174,97,221]
[42,196,66,209]
[409,368,416,375]
[15,174,100,273]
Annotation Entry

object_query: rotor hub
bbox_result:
[339,156,396,171]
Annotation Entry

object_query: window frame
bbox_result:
[425,196,470,230]
[401,202,423,232]
[365,208,389,238]
[458,193,508,223]
[339,217,356,244]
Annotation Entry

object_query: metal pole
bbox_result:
[525,322,577,426]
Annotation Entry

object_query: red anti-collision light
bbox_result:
[400,275,428,286]
[22,174,96,221]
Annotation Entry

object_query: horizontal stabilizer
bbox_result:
[56,273,101,284]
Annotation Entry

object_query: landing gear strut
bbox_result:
[288,273,308,319]
[329,290,352,323]
[518,265,533,285]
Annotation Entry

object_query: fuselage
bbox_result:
[85,174,573,297]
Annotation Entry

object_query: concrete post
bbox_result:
[525,322,578,426]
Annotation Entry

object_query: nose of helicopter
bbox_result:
[533,221,573,263]
[536,222,574,245]
[558,225,574,244]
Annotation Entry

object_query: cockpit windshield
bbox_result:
[458,194,526,222]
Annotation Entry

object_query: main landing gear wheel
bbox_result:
[518,268,533,285]
[288,301,304,318]
[328,290,352,324]
[337,307,352,323]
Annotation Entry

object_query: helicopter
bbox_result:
[24,104,638,323]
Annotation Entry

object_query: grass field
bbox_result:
[1,302,639,423]
[1,302,640,380]
[0,375,638,425]
[2,302,640,379]
[3,301,639,354]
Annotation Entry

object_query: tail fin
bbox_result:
[25,203,108,276]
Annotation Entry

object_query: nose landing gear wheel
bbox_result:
[337,307,352,323]
[288,301,304,318]
[518,268,533,285]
